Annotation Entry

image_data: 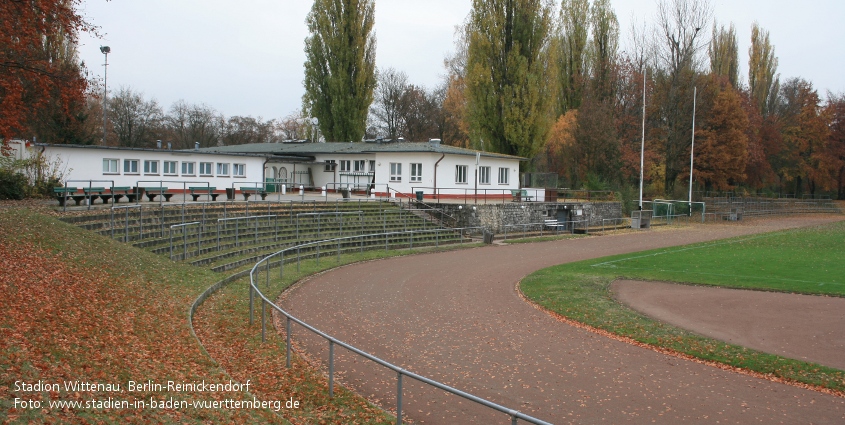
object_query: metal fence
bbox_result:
[500,220,587,240]
[246,228,553,425]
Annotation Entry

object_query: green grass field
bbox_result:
[584,220,845,295]
[521,220,845,391]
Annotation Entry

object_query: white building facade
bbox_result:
[29,144,268,192]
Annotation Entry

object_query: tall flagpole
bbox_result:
[689,86,697,213]
[638,68,646,210]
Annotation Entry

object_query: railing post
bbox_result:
[329,341,335,398]
[285,317,291,368]
[249,284,254,325]
[261,298,266,342]
[396,372,403,425]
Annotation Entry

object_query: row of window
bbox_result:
[325,159,376,173]
[388,163,509,185]
[103,159,246,177]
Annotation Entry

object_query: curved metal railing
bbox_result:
[247,227,554,425]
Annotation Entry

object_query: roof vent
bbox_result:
[156,140,162,149]
[429,138,441,145]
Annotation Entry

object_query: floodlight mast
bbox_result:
[689,86,696,215]
[638,68,646,210]
[100,46,110,146]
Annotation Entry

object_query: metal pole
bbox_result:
[261,299,266,342]
[329,341,335,398]
[396,372,403,425]
[639,68,646,210]
[285,317,292,368]
[689,86,697,214]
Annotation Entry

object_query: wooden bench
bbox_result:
[142,187,173,202]
[240,187,268,200]
[189,186,219,202]
[110,186,136,203]
[53,187,78,206]
[83,187,112,204]
[511,189,533,202]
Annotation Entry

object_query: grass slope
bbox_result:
[0,208,278,423]
[521,221,845,392]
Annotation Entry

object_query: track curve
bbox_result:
[280,216,845,424]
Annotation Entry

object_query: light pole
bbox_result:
[689,86,697,214]
[100,46,110,146]
[639,68,647,210]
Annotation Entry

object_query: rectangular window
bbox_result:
[103,159,118,174]
[410,163,422,183]
[199,162,213,176]
[324,160,336,172]
[455,165,468,184]
[369,160,376,172]
[233,163,245,177]
[498,167,509,185]
[163,161,178,175]
[144,160,159,175]
[340,160,351,172]
[389,163,402,182]
[181,161,195,176]
[123,159,139,174]
[479,166,491,184]
[216,162,229,176]
[354,160,366,172]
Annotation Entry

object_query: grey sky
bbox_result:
[78,0,845,120]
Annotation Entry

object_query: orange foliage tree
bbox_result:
[693,83,749,191]
[0,0,93,146]
[825,94,845,199]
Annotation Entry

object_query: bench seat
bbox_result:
[142,187,173,202]
[53,187,78,206]
[240,187,268,200]
[189,186,219,202]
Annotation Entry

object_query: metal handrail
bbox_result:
[247,227,552,425]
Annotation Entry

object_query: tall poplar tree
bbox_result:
[557,0,590,113]
[589,0,619,102]
[709,22,739,87]
[465,0,556,158]
[748,23,779,117]
[302,0,377,142]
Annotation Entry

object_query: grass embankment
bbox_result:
[0,208,276,423]
[521,221,845,392]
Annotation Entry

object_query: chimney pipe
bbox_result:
[194,142,199,150]
[156,140,162,149]
[167,142,172,150]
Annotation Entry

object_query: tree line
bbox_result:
[3,0,844,199]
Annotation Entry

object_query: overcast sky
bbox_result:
[77,0,845,120]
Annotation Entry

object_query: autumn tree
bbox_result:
[748,23,779,117]
[652,0,712,195]
[302,0,376,142]
[165,100,220,149]
[709,22,739,88]
[1,0,93,147]
[774,78,828,196]
[108,87,164,148]
[589,0,619,102]
[370,67,409,139]
[399,85,443,142]
[694,82,748,191]
[466,0,556,158]
[220,116,276,145]
[825,94,845,199]
[556,0,590,113]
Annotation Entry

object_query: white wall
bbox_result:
[35,145,266,192]
[372,152,520,197]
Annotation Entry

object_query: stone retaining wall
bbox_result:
[432,201,622,233]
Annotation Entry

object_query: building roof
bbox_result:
[34,143,309,162]
[197,141,527,161]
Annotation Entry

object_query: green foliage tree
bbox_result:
[466,0,556,159]
[557,0,590,113]
[709,22,739,88]
[302,0,377,142]
[589,0,619,101]
[748,23,779,117]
